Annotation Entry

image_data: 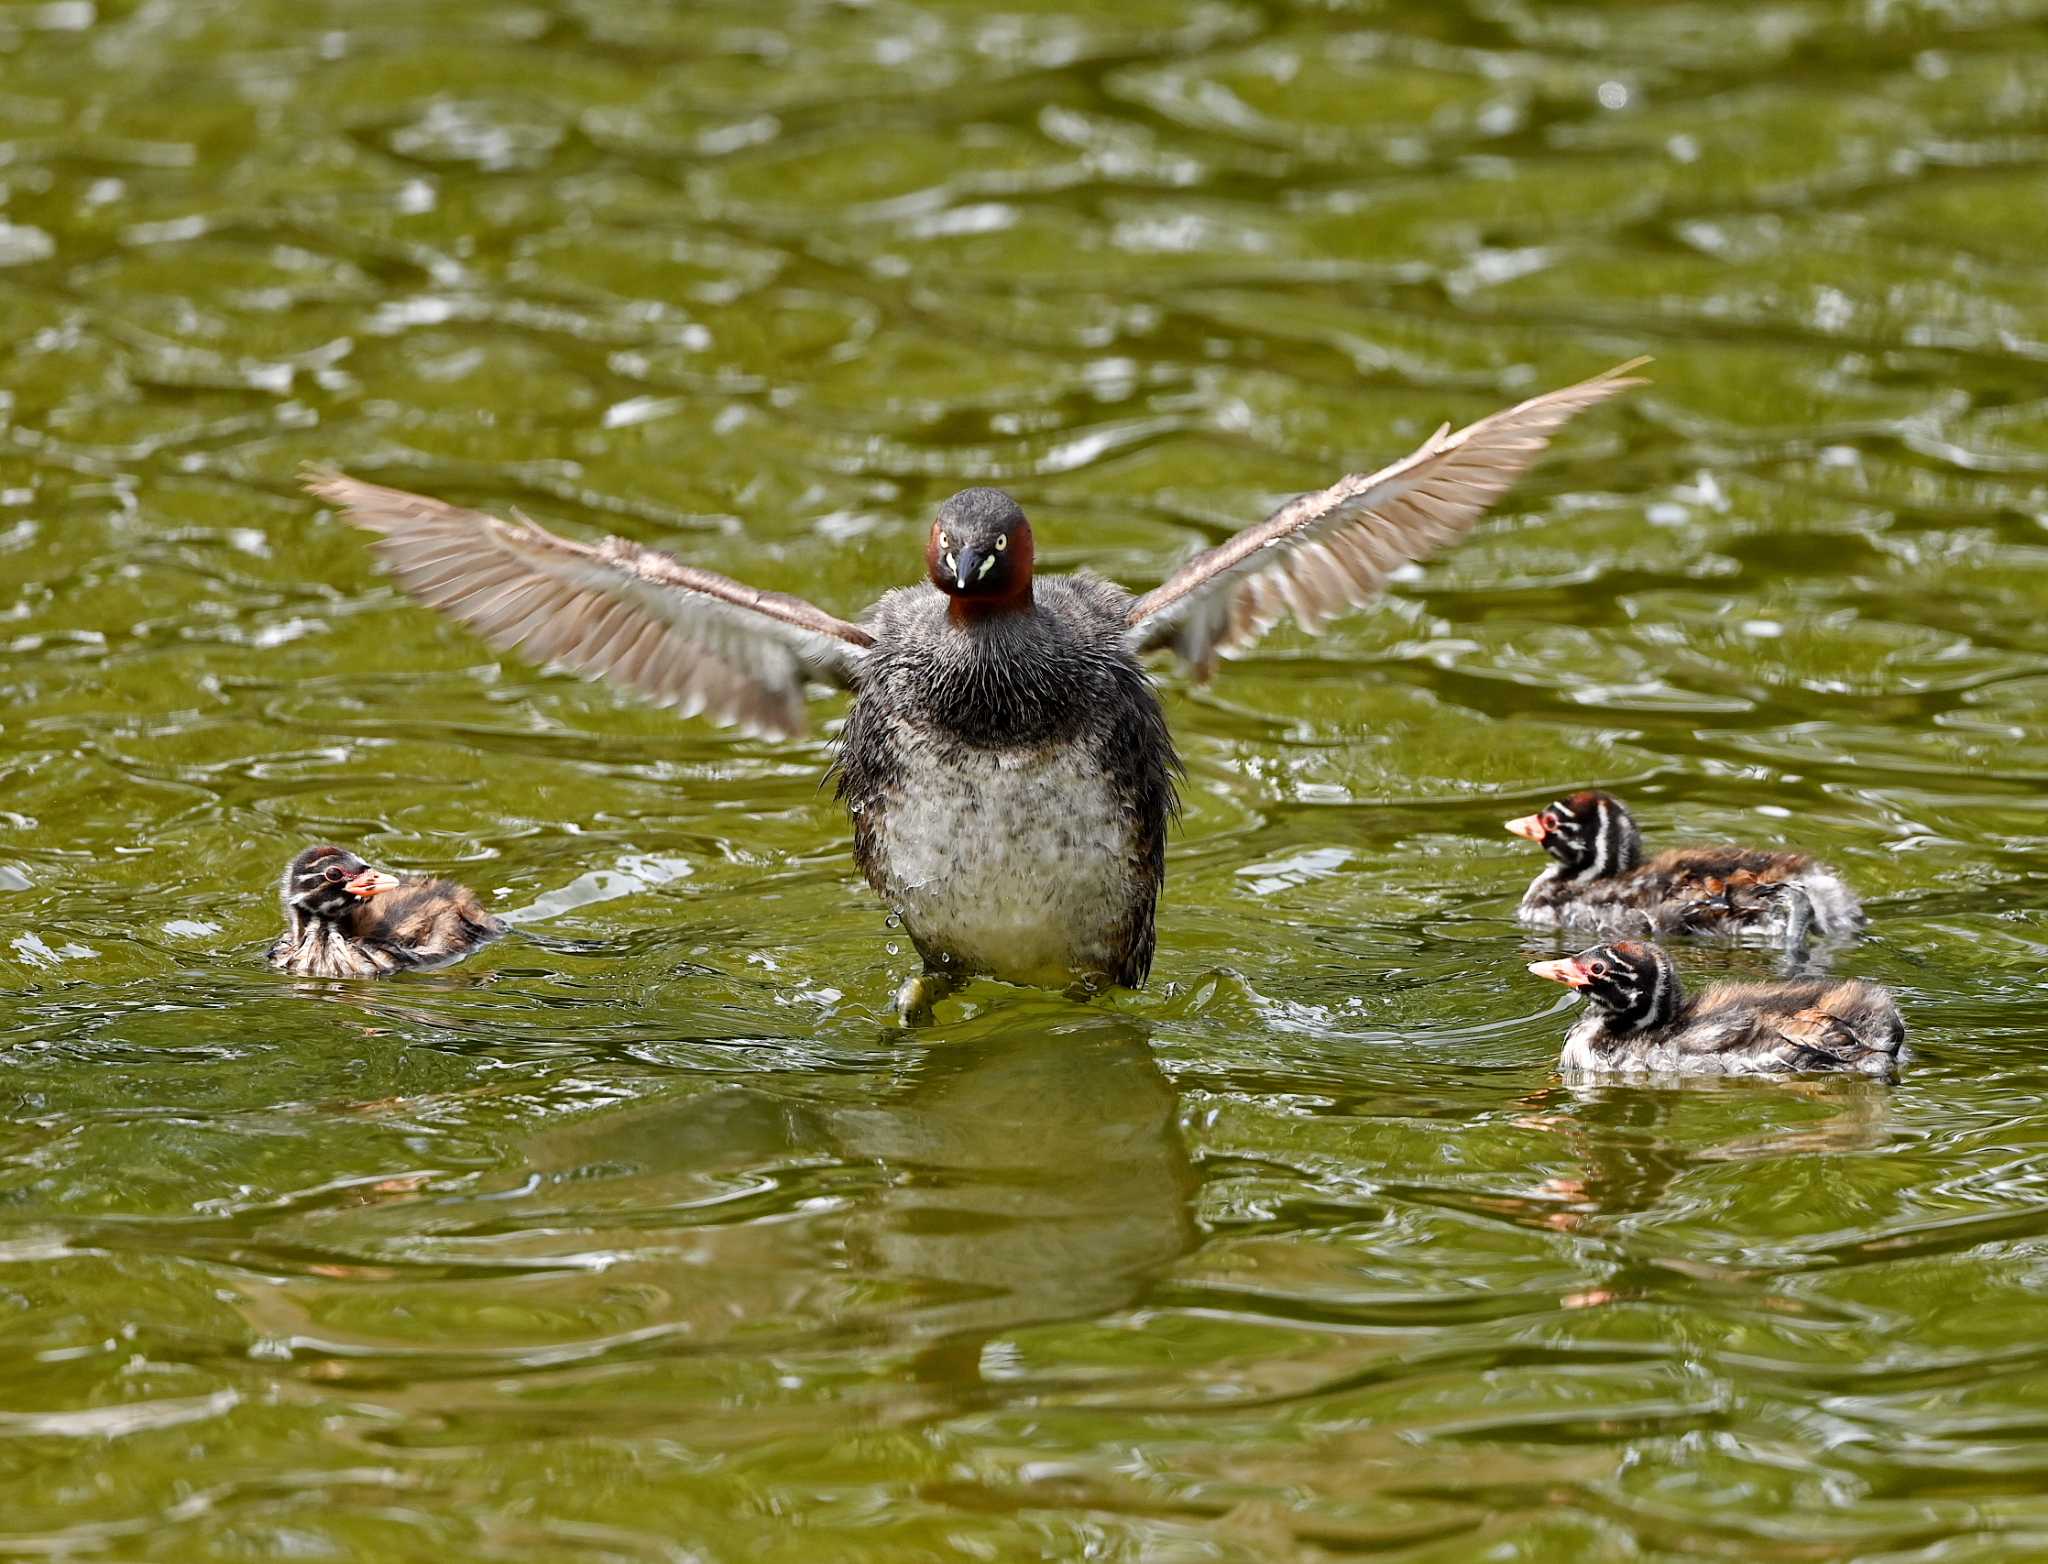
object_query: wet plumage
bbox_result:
[834,570,1177,988]
[1509,790,1862,945]
[1529,940,1904,1078]
[308,362,1640,1009]
[267,846,508,979]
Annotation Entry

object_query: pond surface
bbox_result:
[4,0,2048,1558]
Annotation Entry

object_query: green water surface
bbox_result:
[3,0,2048,1559]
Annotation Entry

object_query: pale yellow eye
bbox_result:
[995,533,1008,551]
[938,532,952,550]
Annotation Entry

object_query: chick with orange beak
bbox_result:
[1527,938,1904,1077]
[1506,790,1862,948]
[268,845,507,979]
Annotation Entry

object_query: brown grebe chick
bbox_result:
[1508,790,1862,947]
[309,361,1641,1019]
[268,846,508,979]
[1528,940,1904,1078]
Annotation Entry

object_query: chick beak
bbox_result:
[1505,813,1549,842]
[1528,957,1594,989]
[344,868,401,898]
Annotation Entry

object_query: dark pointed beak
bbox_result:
[1505,813,1549,842]
[1528,957,1595,989]
[953,545,985,592]
[344,868,401,898]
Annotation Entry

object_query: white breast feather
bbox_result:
[872,736,1137,986]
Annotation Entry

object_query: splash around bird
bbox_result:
[308,361,1642,1018]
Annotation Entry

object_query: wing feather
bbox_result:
[1125,360,1646,674]
[306,471,874,741]
[1729,1000,1900,1076]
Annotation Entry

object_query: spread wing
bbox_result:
[1125,360,1646,675]
[306,471,874,741]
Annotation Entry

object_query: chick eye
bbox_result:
[1540,812,1557,829]
[1586,961,1607,978]
[995,533,1008,552]
[322,865,347,884]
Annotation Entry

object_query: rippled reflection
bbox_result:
[219,1016,1192,1430]
[3,0,2048,1556]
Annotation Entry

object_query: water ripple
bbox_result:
[1,0,2046,1557]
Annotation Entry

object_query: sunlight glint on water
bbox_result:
[1,0,2047,1558]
